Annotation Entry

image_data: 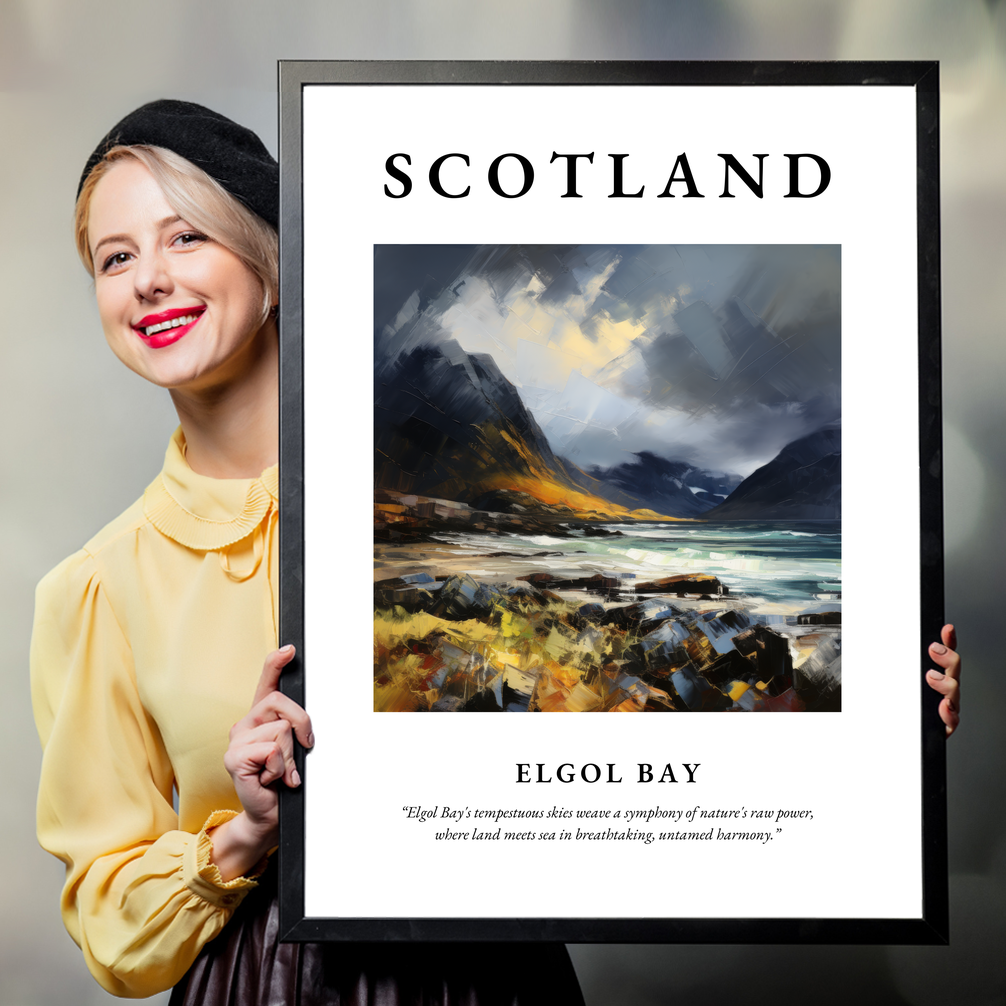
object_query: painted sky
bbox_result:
[376,244,840,476]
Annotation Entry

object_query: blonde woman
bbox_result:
[32,100,585,1004]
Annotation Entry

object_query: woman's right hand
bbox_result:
[209,645,314,881]
[926,624,961,737]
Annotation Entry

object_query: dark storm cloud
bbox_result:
[374,243,840,474]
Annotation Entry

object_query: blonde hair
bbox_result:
[75,145,278,323]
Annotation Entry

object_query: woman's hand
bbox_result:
[209,645,314,881]
[926,624,961,738]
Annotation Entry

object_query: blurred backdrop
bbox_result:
[1,1,1003,1003]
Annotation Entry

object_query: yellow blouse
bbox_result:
[31,428,279,998]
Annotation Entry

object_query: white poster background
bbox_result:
[301,84,920,920]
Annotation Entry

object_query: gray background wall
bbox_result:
[1,2,1002,1003]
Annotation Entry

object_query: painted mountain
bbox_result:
[375,340,640,518]
[586,452,743,518]
[706,427,841,520]
[375,339,741,519]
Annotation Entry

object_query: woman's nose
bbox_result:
[133,249,173,302]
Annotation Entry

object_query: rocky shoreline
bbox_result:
[374,568,841,714]
[375,488,680,543]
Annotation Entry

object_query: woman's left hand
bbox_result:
[926,624,961,737]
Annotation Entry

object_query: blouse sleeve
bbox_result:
[30,549,262,998]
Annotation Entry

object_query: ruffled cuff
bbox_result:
[182,810,269,909]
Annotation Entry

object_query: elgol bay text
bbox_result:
[516,762,700,783]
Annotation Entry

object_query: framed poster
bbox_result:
[277,61,946,943]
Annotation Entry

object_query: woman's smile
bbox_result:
[133,306,207,347]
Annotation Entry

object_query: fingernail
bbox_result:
[306,732,315,748]
[928,670,944,679]
[292,768,301,787]
[280,644,295,655]
[931,643,947,655]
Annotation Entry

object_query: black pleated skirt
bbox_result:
[169,869,585,1006]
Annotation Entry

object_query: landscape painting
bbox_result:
[374,244,841,713]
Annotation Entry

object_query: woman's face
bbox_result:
[87,158,270,393]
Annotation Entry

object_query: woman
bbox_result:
[31,100,585,1003]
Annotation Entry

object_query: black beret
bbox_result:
[77,99,278,228]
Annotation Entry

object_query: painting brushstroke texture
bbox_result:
[374,244,841,713]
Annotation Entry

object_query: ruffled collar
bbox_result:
[143,428,278,551]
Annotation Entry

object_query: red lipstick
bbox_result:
[132,306,205,349]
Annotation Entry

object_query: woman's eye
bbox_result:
[173,231,208,248]
[101,251,131,273]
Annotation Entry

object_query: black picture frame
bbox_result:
[277,60,945,944]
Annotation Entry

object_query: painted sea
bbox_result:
[424,521,841,607]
